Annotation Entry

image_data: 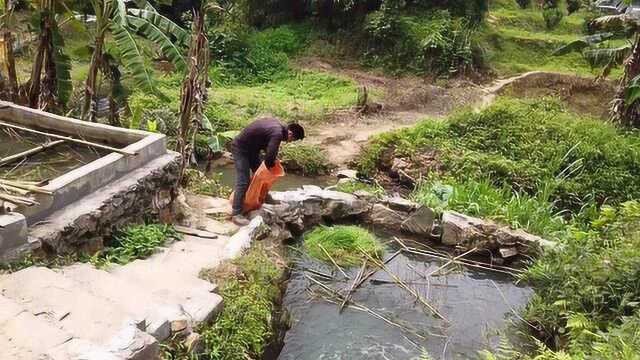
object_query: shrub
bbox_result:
[304,225,383,267]
[543,7,564,30]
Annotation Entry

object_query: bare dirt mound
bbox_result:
[494,72,616,120]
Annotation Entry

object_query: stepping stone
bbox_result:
[0,267,158,359]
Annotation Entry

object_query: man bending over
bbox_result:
[231,117,305,225]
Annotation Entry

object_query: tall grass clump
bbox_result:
[197,245,284,360]
[280,143,332,175]
[305,225,383,267]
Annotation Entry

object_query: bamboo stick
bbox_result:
[401,247,522,276]
[0,121,137,156]
[0,192,38,206]
[0,140,65,166]
[318,244,350,279]
[0,179,52,195]
[425,247,478,278]
[360,249,448,322]
[354,250,402,290]
[339,260,367,313]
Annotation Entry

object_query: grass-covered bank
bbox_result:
[161,244,288,360]
[304,225,383,267]
[356,97,640,358]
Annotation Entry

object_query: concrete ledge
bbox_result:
[0,213,28,262]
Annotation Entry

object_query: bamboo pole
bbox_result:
[0,140,65,166]
[339,260,367,313]
[0,179,52,195]
[0,121,137,156]
[318,244,350,279]
[425,247,478,277]
[0,192,38,206]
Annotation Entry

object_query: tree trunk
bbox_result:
[82,34,105,122]
[612,35,640,128]
[27,13,50,109]
[178,6,209,183]
[2,32,18,102]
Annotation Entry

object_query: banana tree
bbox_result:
[0,0,19,102]
[554,13,640,127]
[27,0,73,111]
[82,0,188,123]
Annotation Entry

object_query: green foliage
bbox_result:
[279,143,331,175]
[363,10,484,76]
[522,201,640,358]
[360,98,640,213]
[91,224,180,267]
[304,225,383,267]
[516,0,531,9]
[413,178,567,238]
[199,245,283,360]
[184,168,232,198]
[335,180,385,199]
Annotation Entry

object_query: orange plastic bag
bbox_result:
[230,160,285,214]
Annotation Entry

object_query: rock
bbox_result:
[353,190,377,203]
[369,204,405,228]
[496,227,556,254]
[401,206,435,236]
[384,196,418,212]
[302,185,323,192]
[336,169,358,179]
[441,211,496,249]
[499,247,519,259]
[224,216,268,258]
[171,319,189,336]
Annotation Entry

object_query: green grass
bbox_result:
[304,225,383,267]
[184,169,232,198]
[335,179,385,198]
[194,245,284,360]
[359,97,640,214]
[279,143,332,175]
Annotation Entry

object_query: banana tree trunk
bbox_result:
[27,14,50,109]
[2,32,18,102]
[612,35,640,128]
[83,34,105,122]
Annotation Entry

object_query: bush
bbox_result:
[280,143,332,175]
[305,225,383,267]
[543,7,564,30]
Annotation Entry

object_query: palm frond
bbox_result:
[554,32,615,56]
[126,15,187,72]
[110,21,154,92]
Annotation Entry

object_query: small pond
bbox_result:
[277,232,532,360]
[208,164,334,192]
[1,128,106,182]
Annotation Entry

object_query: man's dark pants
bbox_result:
[232,147,260,216]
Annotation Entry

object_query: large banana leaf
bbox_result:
[553,32,615,56]
[128,6,189,47]
[112,0,127,27]
[110,21,154,92]
[583,45,631,68]
[126,14,187,71]
[626,74,640,106]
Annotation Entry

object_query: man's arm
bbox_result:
[264,132,283,168]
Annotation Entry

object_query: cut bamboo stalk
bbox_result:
[401,247,522,276]
[0,179,52,195]
[361,249,448,322]
[0,192,38,206]
[318,244,350,279]
[354,250,401,290]
[0,184,30,196]
[0,140,65,166]
[339,260,367,313]
[0,121,137,156]
[425,247,478,278]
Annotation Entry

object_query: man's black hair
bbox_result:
[287,123,305,140]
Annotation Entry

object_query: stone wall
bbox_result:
[250,186,555,260]
[25,153,181,259]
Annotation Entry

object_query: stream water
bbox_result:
[208,164,334,191]
[278,234,532,360]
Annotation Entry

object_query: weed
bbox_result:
[183,168,232,198]
[335,179,386,198]
[304,225,383,267]
[90,224,180,267]
[279,143,332,175]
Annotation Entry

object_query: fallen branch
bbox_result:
[0,121,137,156]
[0,140,65,166]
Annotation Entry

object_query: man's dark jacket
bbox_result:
[232,117,286,169]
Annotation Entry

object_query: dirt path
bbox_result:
[298,59,547,168]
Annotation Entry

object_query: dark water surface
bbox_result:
[209,164,334,191]
[0,129,105,181]
[278,239,532,360]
